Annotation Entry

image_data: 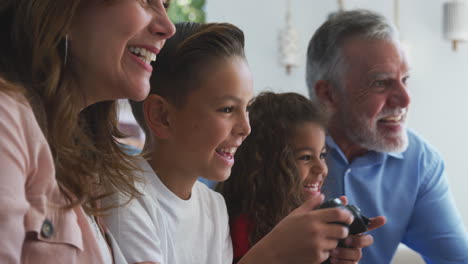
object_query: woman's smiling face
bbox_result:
[69,0,175,106]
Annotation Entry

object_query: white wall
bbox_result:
[206,0,468,237]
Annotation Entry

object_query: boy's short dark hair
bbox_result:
[130,22,246,138]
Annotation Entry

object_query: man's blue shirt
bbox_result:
[322,129,468,264]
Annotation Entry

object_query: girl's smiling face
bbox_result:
[291,122,328,199]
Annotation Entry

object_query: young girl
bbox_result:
[217,92,386,263]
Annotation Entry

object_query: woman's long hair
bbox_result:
[217,92,328,245]
[0,0,140,213]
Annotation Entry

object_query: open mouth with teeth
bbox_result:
[379,115,403,123]
[377,114,406,133]
[128,46,157,65]
[304,183,321,193]
[215,147,236,164]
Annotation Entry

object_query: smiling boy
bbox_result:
[104,22,252,264]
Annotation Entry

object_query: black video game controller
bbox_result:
[318,198,370,264]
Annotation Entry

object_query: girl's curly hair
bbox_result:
[217,91,328,245]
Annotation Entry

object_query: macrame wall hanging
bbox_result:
[278,0,347,75]
[279,0,300,75]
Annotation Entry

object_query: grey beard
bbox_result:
[340,109,410,153]
[346,124,409,153]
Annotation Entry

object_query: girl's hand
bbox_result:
[329,197,387,264]
[240,193,354,264]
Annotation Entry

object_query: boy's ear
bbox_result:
[314,80,338,112]
[143,94,172,139]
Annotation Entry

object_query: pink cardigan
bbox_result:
[0,91,107,264]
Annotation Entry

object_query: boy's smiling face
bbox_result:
[168,57,253,182]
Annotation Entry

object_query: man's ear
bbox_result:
[314,80,338,112]
[143,94,172,139]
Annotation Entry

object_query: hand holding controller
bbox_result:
[318,198,371,263]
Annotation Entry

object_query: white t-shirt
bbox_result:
[104,158,233,264]
[86,215,113,264]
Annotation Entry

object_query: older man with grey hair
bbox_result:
[306,9,468,263]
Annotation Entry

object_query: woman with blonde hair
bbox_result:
[0,0,175,263]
